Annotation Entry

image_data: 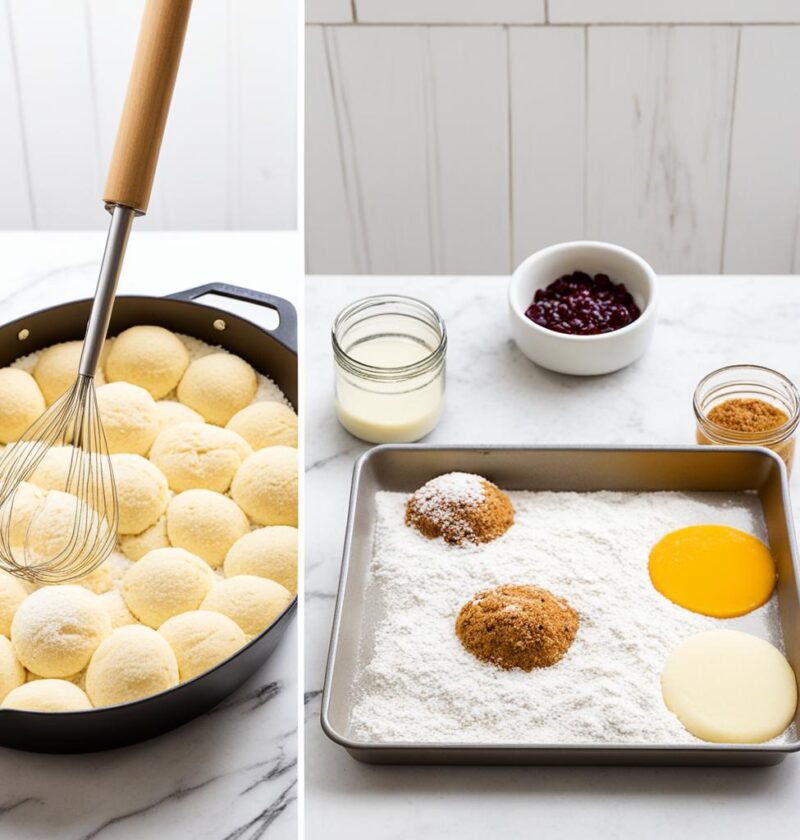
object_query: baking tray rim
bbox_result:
[321,443,800,756]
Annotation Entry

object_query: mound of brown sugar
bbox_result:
[455,584,579,671]
[708,398,788,433]
[405,472,514,546]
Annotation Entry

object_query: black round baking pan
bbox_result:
[0,282,297,753]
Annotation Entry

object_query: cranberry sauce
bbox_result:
[524,271,641,336]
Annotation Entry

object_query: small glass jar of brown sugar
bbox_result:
[694,365,800,474]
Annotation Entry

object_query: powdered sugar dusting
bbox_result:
[410,472,485,517]
[407,472,486,543]
[349,489,792,746]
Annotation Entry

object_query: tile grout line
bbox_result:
[323,27,370,272]
[582,26,588,238]
[506,26,514,272]
[6,0,37,228]
[304,21,800,28]
[420,28,443,274]
[719,26,742,274]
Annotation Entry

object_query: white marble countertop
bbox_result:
[306,273,800,839]
[0,231,300,840]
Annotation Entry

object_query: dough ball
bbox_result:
[22,491,108,567]
[150,423,251,493]
[105,326,189,399]
[110,453,169,535]
[0,369,45,444]
[96,382,159,455]
[0,635,25,701]
[11,586,111,678]
[2,679,91,711]
[201,575,292,637]
[30,446,78,493]
[231,446,297,526]
[159,610,246,681]
[118,516,170,562]
[99,590,138,629]
[662,629,798,743]
[226,401,297,450]
[22,491,107,567]
[177,353,258,425]
[166,489,249,569]
[154,401,204,433]
[4,481,44,547]
[122,547,215,629]
[0,572,28,636]
[86,625,178,707]
[33,340,107,405]
[224,526,297,593]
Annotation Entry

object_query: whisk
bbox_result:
[0,0,192,583]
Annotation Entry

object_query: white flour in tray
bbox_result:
[349,489,791,745]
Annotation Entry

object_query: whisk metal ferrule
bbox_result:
[78,205,135,378]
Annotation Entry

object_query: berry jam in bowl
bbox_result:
[508,241,657,375]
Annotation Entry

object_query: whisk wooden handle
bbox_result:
[103,0,192,214]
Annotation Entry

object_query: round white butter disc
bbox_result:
[662,629,798,743]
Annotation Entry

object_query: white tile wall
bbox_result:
[724,27,800,273]
[425,27,510,274]
[329,26,435,274]
[1,0,297,231]
[585,26,737,273]
[307,15,800,274]
[306,26,365,272]
[0,2,33,228]
[549,0,800,24]
[307,25,510,274]
[306,0,353,25]
[228,0,299,230]
[12,0,105,230]
[355,0,545,24]
[510,26,585,265]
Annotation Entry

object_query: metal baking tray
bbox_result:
[321,445,800,766]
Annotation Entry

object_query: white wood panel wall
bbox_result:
[306,13,800,275]
[585,26,737,273]
[0,0,297,231]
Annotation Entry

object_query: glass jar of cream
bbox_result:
[332,295,447,444]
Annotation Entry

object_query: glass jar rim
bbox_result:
[693,363,800,443]
[332,294,447,381]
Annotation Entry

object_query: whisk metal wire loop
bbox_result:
[0,206,133,583]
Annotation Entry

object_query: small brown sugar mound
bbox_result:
[455,584,579,671]
[405,472,514,546]
[708,398,788,433]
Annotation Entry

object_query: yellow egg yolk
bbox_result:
[649,525,776,618]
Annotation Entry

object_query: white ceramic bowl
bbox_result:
[508,241,658,376]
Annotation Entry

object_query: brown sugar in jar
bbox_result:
[694,366,799,475]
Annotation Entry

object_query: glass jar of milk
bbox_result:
[332,295,447,443]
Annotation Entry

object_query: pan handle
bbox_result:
[167,283,297,352]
